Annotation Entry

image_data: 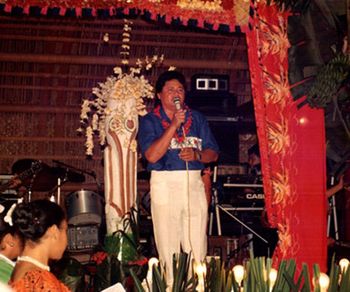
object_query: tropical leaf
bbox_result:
[130,268,146,292]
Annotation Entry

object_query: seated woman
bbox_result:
[0,201,23,284]
[9,199,70,291]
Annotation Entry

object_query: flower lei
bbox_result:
[153,105,192,143]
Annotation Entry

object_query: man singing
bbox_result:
[138,70,219,286]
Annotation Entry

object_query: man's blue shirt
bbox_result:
[138,106,219,171]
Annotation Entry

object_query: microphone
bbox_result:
[173,97,182,111]
[173,97,186,138]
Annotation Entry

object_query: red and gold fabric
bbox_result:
[245,1,327,271]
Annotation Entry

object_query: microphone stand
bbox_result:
[52,160,103,197]
[52,160,95,178]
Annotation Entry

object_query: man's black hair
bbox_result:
[155,70,187,94]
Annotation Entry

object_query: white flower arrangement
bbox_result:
[78,19,167,155]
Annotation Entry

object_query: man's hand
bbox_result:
[171,109,186,129]
[179,147,198,162]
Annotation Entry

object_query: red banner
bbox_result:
[246,2,327,271]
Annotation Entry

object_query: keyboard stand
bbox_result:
[208,167,269,255]
[208,166,221,236]
[217,205,268,244]
[327,176,339,240]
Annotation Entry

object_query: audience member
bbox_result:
[9,199,70,291]
[0,201,23,284]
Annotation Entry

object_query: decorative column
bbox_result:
[104,96,138,234]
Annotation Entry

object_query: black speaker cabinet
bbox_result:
[187,91,236,118]
[207,120,239,164]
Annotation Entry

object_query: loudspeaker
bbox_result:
[207,120,239,164]
[191,74,230,92]
[187,92,236,118]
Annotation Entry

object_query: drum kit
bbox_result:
[2,158,84,200]
[0,159,104,223]
[0,159,105,251]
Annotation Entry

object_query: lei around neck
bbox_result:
[153,105,192,143]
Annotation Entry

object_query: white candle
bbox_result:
[146,257,159,283]
[269,268,278,292]
[195,262,206,292]
[319,273,330,292]
[232,265,245,287]
[339,258,349,273]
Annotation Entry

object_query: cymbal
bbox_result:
[11,159,44,175]
[51,167,85,183]
[11,159,57,192]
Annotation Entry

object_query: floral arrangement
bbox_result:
[90,210,149,291]
[78,19,166,155]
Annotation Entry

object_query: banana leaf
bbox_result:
[300,263,311,292]
[340,263,350,292]
[206,257,222,292]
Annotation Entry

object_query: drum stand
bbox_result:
[49,178,62,204]
[209,166,220,235]
[27,174,37,202]
[327,176,339,240]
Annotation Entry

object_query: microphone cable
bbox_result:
[174,96,195,260]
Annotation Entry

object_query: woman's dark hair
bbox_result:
[12,199,65,243]
[0,201,16,243]
[155,70,187,94]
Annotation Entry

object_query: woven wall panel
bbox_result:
[0,15,252,197]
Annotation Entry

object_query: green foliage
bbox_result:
[266,0,311,12]
[92,209,148,291]
[94,254,124,291]
[172,253,196,292]
[104,231,139,262]
[130,252,350,292]
[303,54,350,109]
[57,257,85,292]
[205,257,223,292]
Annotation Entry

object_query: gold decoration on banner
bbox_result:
[267,117,290,154]
[259,15,290,61]
[233,0,250,26]
[277,220,293,257]
[263,65,289,106]
[176,0,223,12]
[271,170,290,207]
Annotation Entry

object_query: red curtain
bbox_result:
[245,2,327,271]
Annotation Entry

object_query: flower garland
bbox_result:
[153,104,192,143]
[176,0,223,12]
[1,1,246,32]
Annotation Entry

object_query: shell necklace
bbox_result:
[17,256,50,271]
